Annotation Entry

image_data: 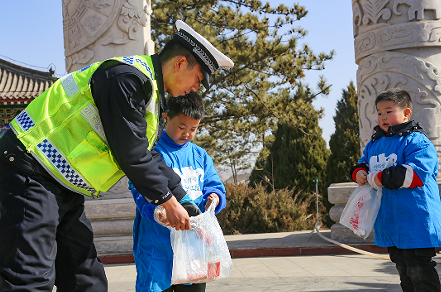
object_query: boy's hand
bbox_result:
[161,196,190,230]
[154,206,169,226]
[374,174,382,187]
[205,193,219,210]
[356,170,368,186]
[367,171,382,189]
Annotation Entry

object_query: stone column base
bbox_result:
[331,223,374,244]
[328,180,441,244]
[85,198,136,255]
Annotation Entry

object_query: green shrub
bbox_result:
[217,184,326,235]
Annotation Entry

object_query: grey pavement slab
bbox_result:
[224,230,332,249]
[104,253,441,292]
[52,230,441,291]
[102,230,441,291]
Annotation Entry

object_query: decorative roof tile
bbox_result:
[0,58,58,104]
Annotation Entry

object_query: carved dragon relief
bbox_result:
[393,0,441,21]
[102,0,150,46]
[353,0,441,34]
[64,0,150,71]
[357,52,441,145]
[354,22,441,62]
[353,1,363,37]
[63,0,121,71]
[352,0,391,38]
[362,0,391,25]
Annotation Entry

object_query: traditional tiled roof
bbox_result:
[0,57,58,105]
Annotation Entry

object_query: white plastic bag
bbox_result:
[339,184,383,239]
[169,202,232,284]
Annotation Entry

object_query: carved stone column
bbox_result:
[328,0,441,243]
[353,0,441,160]
[63,0,154,73]
[62,0,155,254]
[62,0,155,199]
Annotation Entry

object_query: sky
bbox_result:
[0,1,357,146]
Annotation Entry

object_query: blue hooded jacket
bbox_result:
[131,131,226,292]
[355,121,441,249]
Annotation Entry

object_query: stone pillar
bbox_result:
[63,0,155,73]
[85,198,136,255]
[62,0,155,199]
[353,0,441,160]
[62,0,155,254]
[329,0,441,243]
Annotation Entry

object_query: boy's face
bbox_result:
[376,100,411,132]
[163,112,201,145]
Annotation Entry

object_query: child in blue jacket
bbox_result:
[130,91,226,292]
[351,88,441,291]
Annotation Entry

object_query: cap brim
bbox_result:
[176,20,234,68]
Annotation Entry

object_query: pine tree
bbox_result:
[151,0,334,175]
[202,130,254,184]
[326,82,360,184]
[249,87,329,195]
[322,82,360,215]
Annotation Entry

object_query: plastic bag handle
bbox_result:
[207,197,218,214]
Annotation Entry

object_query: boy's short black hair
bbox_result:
[159,39,199,69]
[375,88,413,111]
[167,91,205,120]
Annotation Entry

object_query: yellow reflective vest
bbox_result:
[10,55,161,197]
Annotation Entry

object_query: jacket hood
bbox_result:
[372,120,423,142]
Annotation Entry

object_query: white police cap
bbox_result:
[173,20,234,89]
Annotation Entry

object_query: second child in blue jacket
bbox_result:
[130,92,226,292]
[351,88,441,291]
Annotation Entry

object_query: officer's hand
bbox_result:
[161,196,190,230]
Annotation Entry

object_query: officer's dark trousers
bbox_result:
[388,246,441,292]
[0,130,107,292]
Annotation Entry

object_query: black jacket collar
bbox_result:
[372,120,423,142]
[151,54,169,116]
[151,54,165,101]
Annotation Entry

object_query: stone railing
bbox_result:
[328,180,441,244]
[327,182,375,243]
[88,181,376,257]
[86,179,441,256]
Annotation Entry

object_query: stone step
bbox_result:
[94,235,133,255]
[85,198,136,255]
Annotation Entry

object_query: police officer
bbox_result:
[0,20,233,292]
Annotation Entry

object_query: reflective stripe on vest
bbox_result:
[13,109,97,195]
[10,55,160,197]
[112,56,160,148]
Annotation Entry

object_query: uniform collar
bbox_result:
[372,120,423,142]
[151,54,165,101]
[151,53,169,118]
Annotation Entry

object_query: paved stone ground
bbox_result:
[49,230,441,291]
[104,253,441,291]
